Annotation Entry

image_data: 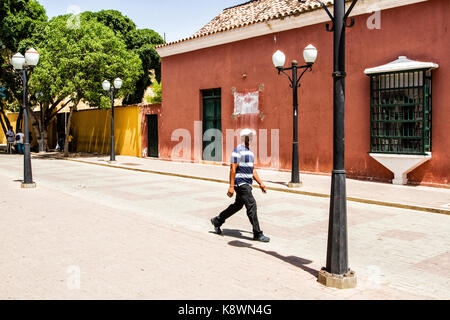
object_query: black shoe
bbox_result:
[253,234,270,242]
[211,218,222,235]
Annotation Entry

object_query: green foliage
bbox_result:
[0,0,47,109]
[23,15,143,109]
[130,28,165,49]
[122,29,164,105]
[1,4,165,110]
[0,0,47,52]
[146,79,162,104]
[90,10,136,49]
[83,10,165,105]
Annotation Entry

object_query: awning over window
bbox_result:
[364,56,439,75]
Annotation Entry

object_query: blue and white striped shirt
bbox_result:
[231,145,254,187]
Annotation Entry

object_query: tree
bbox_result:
[123,29,164,105]
[0,0,47,136]
[21,14,143,156]
[0,0,47,52]
[3,7,163,154]
[146,78,162,104]
[85,10,165,104]
[89,10,136,49]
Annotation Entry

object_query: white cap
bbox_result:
[240,128,256,142]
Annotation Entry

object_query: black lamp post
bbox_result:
[12,49,39,189]
[103,78,122,162]
[272,45,318,188]
[35,91,45,153]
[313,0,359,288]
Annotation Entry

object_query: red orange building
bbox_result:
[153,0,449,188]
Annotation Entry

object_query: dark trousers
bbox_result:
[17,143,24,154]
[217,184,262,236]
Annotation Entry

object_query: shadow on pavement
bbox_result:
[221,229,254,241]
[207,229,254,241]
[228,240,319,277]
[266,180,289,187]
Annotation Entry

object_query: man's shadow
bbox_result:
[210,229,319,277]
[265,180,289,187]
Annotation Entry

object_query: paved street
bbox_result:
[0,154,449,300]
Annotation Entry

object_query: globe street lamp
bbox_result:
[12,48,39,188]
[272,44,317,188]
[35,91,45,153]
[103,78,122,162]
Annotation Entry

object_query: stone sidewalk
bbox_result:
[0,154,449,300]
[62,154,450,215]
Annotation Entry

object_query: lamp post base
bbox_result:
[107,160,117,164]
[287,182,302,188]
[317,268,357,289]
[21,182,36,189]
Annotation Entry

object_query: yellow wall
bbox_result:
[0,113,19,144]
[71,106,142,157]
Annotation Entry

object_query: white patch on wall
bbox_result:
[233,91,259,115]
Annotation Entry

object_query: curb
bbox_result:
[66,158,450,216]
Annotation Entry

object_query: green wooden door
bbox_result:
[202,89,222,161]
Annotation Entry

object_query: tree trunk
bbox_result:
[63,103,78,158]
[16,107,23,133]
[0,107,12,133]
[43,125,49,152]
[29,107,41,150]
[43,102,53,151]
[30,107,41,133]
[0,111,7,135]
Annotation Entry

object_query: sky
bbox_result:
[36,0,246,43]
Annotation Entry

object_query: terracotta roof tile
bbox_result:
[158,0,332,48]
[195,0,327,37]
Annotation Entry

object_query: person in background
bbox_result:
[68,134,74,153]
[211,129,270,243]
[6,126,15,154]
[57,132,65,152]
[16,131,24,154]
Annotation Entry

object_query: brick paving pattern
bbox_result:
[0,155,449,299]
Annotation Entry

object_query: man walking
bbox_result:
[6,126,15,154]
[211,129,270,242]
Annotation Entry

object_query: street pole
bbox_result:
[291,61,300,187]
[20,68,35,188]
[12,49,39,188]
[110,89,115,162]
[273,51,316,188]
[329,0,348,276]
[39,101,44,153]
[103,78,122,162]
[316,0,358,288]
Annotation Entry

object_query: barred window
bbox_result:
[369,70,432,155]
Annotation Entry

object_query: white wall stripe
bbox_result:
[238,162,254,167]
[235,173,254,179]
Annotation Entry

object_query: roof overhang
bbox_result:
[156,0,429,58]
[364,56,439,75]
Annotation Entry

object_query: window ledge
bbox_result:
[369,153,432,185]
[365,56,438,74]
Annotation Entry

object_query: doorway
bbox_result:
[202,88,222,161]
[147,114,158,158]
